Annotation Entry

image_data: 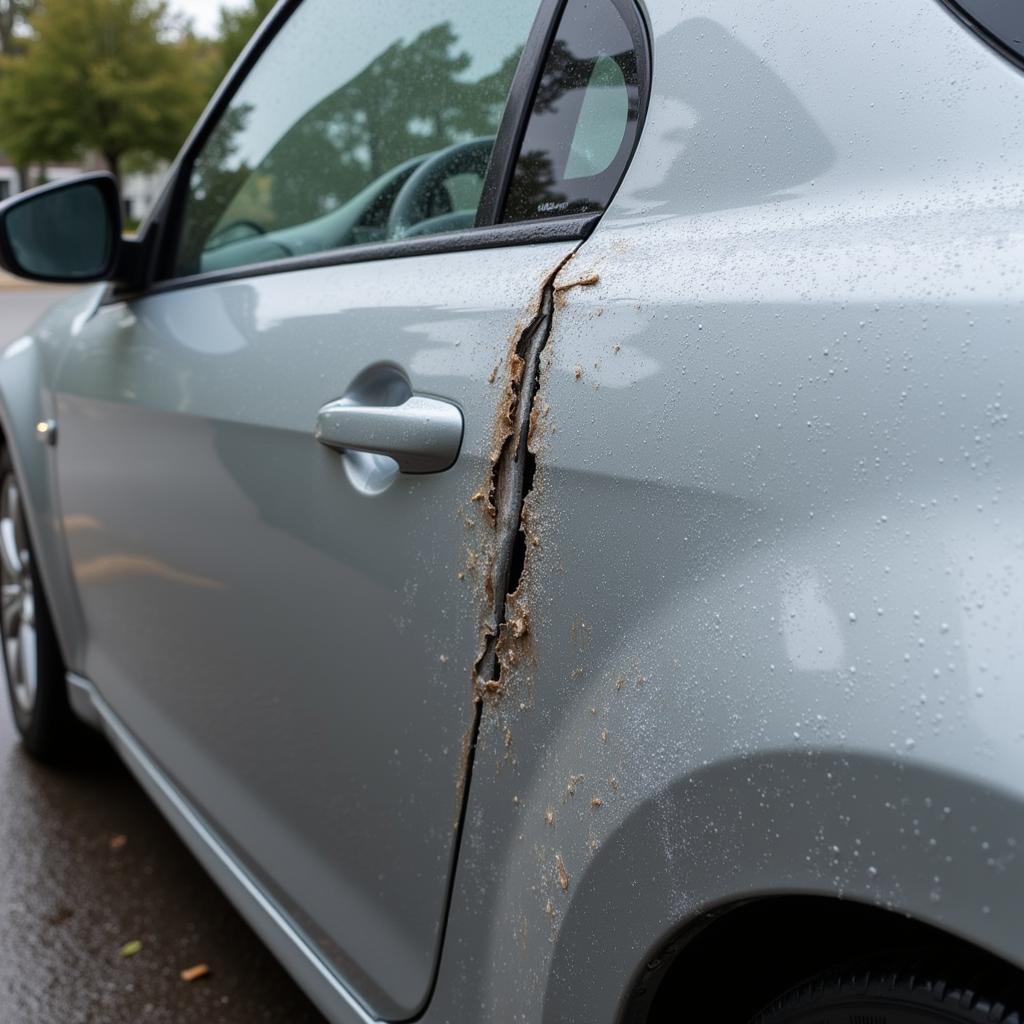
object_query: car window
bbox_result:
[502,0,644,223]
[172,0,539,278]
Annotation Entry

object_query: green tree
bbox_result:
[0,1,38,190]
[252,23,521,228]
[0,0,207,182]
[0,0,37,55]
[215,0,275,78]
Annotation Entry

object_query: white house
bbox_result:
[0,157,82,202]
[0,155,169,223]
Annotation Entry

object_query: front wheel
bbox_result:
[0,450,82,760]
[752,968,1022,1024]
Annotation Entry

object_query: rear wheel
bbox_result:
[0,450,82,760]
[752,968,1023,1023]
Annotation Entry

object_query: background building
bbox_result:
[0,154,169,223]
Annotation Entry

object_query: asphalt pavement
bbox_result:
[0,286,328,1023]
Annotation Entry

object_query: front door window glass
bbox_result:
[173,0,537,277]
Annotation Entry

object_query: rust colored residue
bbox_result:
[495,585,533,678]
[554,272,599,292]
[555,854,570,892]
[525,397,554,454]
[471,253,573,702]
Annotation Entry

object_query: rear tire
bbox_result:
[751,968,1023,1023]
[0,449,83,761]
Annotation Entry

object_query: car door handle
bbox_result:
[314,394,464,473]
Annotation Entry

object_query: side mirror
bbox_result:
[0,173,122,284]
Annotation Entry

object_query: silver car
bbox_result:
[2,0,1024,1021]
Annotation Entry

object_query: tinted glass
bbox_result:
[173,0,538,277]
[6,182,113,280]
[503,0,642,223]
[949,0,1024,64]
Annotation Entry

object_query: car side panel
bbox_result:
[424,0,1024,1020]
[51,242,576,1018]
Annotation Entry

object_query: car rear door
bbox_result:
[50,0,647,1017]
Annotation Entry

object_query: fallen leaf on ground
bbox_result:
[180,963,211,982]
[109,835,127,850]
[119,940,142,958]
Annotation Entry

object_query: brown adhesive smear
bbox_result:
[555,853,570,892]
[472,254,575,698]
[553,272,599,292]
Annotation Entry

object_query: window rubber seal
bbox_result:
[475,0,570,228]
[137,214,599,298]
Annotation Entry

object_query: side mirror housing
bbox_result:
[0,172,122,284]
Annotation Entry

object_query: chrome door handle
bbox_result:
[314,394,464,474]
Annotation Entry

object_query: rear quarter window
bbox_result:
[502,0,647,222]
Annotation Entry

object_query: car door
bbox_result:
[50,0,647,1017]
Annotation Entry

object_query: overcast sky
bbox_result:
[170,0,247,37]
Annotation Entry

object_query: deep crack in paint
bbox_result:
[473,259,567,697]
[471,260,577,700]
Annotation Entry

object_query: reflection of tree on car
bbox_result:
[176,22,522,275]
[196,154,428,273]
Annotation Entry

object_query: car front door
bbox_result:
[50,0,647,1016]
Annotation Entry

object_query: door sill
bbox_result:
[65,673,377,1024]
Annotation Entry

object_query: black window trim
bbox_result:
[147,214,601,295]
[939,0,1024,73]
[127,0,649,298]
[502,0,650,225]
[475,0,568,227]
[140,0,304,291]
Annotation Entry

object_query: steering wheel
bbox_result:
[386,138,494,240]
[205,218,267,250]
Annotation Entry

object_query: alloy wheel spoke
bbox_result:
[17,620,36,710]
[2,583,22,635]
[0,517,23,579]
[6,634,21,703]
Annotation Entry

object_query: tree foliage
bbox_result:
[0,0,208,179]
[215,0,275,79]
[0,0,37,55]
[194,22,520,234]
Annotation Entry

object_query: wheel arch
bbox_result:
[622,893,1024,1023]
[532,746,1024,1023]
[0,328,85,672]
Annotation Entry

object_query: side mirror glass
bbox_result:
[0,173,121,283]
